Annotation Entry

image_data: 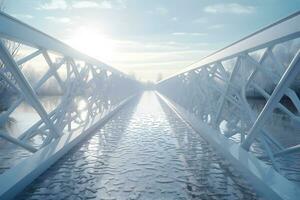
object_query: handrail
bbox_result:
[158,11,300,83]
[0,11,131,79]
[0,11,141,176]
[156,11,300,189]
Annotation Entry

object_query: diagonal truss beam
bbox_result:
[0,41,60,138]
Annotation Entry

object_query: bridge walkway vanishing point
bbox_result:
[16,92,259,200]
[1,11,300,200]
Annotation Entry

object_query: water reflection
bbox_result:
[0,96,61,174]
[6,96,61,138]
[15,92,260,200]
[16,96,139,200]
[158,96,259,200]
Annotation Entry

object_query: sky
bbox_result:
[3,0,300,82]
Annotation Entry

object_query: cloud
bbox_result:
[171,17,178,21]
[72,0,126,9]
[72,1,100,8]
[38,0,126,10]
[99,0,127,9]
[112,39,209,53]
[38,0,68,10]
[148,7,168,15]
[172,32,207,36]
[12,14,33,19]
[204,3,255,14]
[193,18,207,24]
[106,39,212,73]
[45,16,71,23]
[110,46,213,81]
[208,24,224,29]
[156,7,168,15]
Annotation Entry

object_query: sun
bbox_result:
[67,26,114,61]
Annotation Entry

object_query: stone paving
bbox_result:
[16,92,260,200]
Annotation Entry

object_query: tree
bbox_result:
[0,0,20,63]
[156,73,163,82]
[0,0,19,126]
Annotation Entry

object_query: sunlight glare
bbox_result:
[67,26,114,61]
[77,99,87,111]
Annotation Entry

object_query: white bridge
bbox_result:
[0,11,299,200]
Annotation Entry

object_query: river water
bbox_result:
[0,96,60,174]
[0,92,299,199]
[16,92,259,200]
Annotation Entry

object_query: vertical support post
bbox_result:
[66,58,72,131]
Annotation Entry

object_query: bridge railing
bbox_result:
[157,12,300,176]
[0,12,140,155]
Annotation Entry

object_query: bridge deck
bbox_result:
[16,92,259,200]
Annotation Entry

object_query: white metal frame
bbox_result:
[0,11,140,199]
[157,92,300,200]
[157,11,300,199]
[0,96,135,200]
[0,11,140,153]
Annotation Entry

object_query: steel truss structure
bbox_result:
[0,12,139,152]
[157,12,300,200]
[0,12,140,199]
[0,9,300,200]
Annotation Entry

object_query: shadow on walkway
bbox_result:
[16,96,140,200]
[157,94,259,200]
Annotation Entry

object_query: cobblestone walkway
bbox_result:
[17,92,259,200]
